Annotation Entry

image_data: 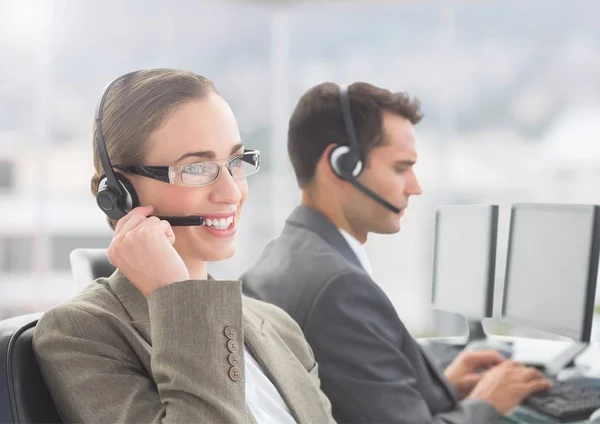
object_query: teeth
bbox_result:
[205,216,234,230]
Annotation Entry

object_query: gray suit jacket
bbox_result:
[241,206,500,424]
[33,270,335,423]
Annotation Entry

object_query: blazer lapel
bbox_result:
[286,205,363,270]
[107,270,152,344]
[243,310,328,423]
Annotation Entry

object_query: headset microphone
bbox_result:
[94,70,205,227]
[158,216,205,226]
[329,84,402,215]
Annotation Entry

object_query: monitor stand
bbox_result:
[438,318,487,347]
[466,319,487,343]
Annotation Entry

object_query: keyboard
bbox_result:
[420,341,463,371]
[523,379,600,423]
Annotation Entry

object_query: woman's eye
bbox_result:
[185,164,204,174]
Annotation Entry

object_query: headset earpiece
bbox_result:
[96,173,139,221]
[329,145,363,178]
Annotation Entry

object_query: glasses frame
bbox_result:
[116,149,261,187]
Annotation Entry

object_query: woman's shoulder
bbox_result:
[34,278,129,343]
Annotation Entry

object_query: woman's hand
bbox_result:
[107,205,190,296]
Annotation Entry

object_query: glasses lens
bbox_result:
[181,161,219,186]
[229,152,260,178]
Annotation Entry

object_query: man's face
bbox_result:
[344,112,423,239]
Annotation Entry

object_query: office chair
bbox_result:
[69,248,115,285]
[0,313,62,423]
[0,251,112,423]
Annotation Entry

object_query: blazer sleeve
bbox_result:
[33,280,253,424]
[304,273,500,424]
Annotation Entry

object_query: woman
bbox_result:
[33,69,335,424]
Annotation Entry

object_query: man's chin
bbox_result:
[372,223,402,235]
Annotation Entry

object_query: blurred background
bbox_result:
[1,0,600,339]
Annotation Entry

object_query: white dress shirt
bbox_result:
[339,228,373,276]
[244,347,297,423]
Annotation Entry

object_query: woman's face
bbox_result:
[128,93,248,262]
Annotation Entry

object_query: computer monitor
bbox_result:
[502,203,600,343]
[432,204,499,338]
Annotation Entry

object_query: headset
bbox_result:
[328,84,402,214]
[94,71,204,226]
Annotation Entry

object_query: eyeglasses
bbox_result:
[116,149,261,187]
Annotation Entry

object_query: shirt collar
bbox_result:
[338,228,373,276]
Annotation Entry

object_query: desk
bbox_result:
[419,336,600,423]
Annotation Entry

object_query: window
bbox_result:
[51,235,113,271]
[0,236,33,272]
[0,160,15,190]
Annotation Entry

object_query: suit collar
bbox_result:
[107,270,149,324]
[286,205,363,270]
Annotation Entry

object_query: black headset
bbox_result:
[328,84,402,214]
[94,70,204,226]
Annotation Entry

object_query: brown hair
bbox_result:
[90,69,217,229]
[287,81,423,188]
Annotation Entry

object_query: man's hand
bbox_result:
[468,361,552,415]
[444,350,506,398]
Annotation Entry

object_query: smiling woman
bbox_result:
[31,68,335,424]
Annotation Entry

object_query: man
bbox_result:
[241,82,551,423]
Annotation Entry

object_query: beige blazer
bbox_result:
[33,270,335,423]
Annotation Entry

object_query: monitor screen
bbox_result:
[432,205,498,320]
[502,203,600,342]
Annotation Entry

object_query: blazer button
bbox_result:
[228,352,241,367]
[227,339,239,353]
[224,326,237,340]
[229,366,241,382]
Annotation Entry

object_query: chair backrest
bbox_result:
[69,248,115,286]
[0,313,62,423]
